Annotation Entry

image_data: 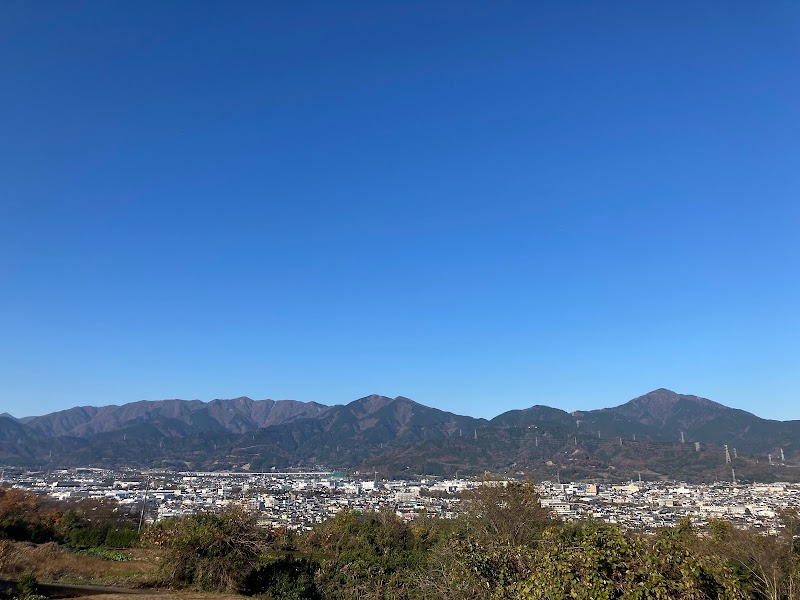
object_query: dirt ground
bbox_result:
[0,542,251,599]
[69,595,246,599]
[0,541,157,587]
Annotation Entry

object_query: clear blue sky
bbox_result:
[1,1,798,420]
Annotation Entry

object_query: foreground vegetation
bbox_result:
[2,483,800,599]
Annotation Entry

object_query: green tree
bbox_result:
[704,516,800,600]
[144,506,272,592]
[512,522,745,600]
[299,509,430,599]
[459,478,552,547]
[243,554,320,599]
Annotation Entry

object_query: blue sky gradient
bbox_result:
[1,1,798,419]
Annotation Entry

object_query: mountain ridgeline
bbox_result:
[1,389,798,482]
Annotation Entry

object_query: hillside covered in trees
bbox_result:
[3,390,799,483]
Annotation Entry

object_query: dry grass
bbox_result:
[0,541,250,598]
[0,541,158,587]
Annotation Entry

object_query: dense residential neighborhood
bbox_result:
[2,466,798,534]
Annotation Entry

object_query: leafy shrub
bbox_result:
[58,508,139,549]
[459,478,552,547]
[143,506,271,592]
[63,524,107,549]
[512,523,746,599]
[76,547,130,561]
[243,554,320,599]
[14,572,47,600]
[104,528,139,548]
[16,572,37,595]
[300,509,431,599]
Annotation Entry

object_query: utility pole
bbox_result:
[137,479,150,534]
[725,445,731,464]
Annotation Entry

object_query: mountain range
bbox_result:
[1,389,797,482]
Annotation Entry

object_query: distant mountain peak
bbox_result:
[212,396,254,403]
[348,394,396,417]
[612,389,728,428]
[625,388,721,408]
[394,396,419,405]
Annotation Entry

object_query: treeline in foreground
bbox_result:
[0,486,140,551]
[2,483,800,599]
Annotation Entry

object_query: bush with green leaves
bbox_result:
[299,509,432,599]
[58,507,139,549]
[14,572,47,600]
[700,513,800,600]
[76,547,130,561]
[243,554,320,599]
[458,478,552,547]
[103,527,139,548]
[145,506,272,592]
[509,522,746,600]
